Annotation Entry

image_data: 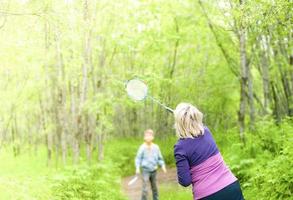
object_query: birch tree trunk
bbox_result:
[248,67,255,130]
[43,17,53,167]
[261,37,270,115]
[11,111,20,157]
[82,0,92,163]
[69,81,80,165]
[271,83,282,124]
[238,0,247,143]
[55,30,67,166]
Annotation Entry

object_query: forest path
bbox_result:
[121,168,178,200]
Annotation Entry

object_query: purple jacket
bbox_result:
[174,127,237,199]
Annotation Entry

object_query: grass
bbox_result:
[159,184,192,200]
[0,147,54,200]
[0,142,191,200]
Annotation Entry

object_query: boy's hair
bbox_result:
[144,129,154,135]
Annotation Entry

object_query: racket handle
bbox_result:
[165,106,174,113]
[149,96,174,114]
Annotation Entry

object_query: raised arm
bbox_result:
[174,145,192,187]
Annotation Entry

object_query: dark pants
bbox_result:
[141,170,158,200]
[201,181,244,200]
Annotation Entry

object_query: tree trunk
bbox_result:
[84,113,92,164]
[248,68,255,130]
[46,133,53,167]
[98,133,104,161]
[73,137,80,164]
[55,31,67,166]
[39,96,52,166]
[81,0,92,163]
[238,0,247,143]
[11,111,20,157]
[271,83,281,124]
[61,128,67,165]
[261,38,270,115]
[289,55,293,116]
[70,82,80,165]
[43,16,54,167]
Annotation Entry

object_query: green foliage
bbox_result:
[248,140,293,200]
[216,119,293,200]
[0,0,292,200]
[0,148,127,200]
[0,147,53,199]
[51,162,126,200]
[244,119,293,200]
[104,138,140,177]
[156,136,177,167]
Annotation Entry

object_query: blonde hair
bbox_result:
[174,103,204,138]
[144,129,154,135]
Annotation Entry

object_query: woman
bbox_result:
[173,103,244,200]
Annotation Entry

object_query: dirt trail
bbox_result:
[121,168,178,200]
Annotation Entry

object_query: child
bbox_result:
[135,129,166,200]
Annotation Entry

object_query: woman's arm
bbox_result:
[174,145,192,187]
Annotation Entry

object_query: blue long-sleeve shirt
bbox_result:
[135,143,165,172]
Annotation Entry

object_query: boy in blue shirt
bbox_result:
[135,129,166,200]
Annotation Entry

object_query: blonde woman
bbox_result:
[173,103,244,200]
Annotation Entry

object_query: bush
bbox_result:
[51,162,126,200]
[215,119,293,200]
[248,139,293,200]
[244,119,293,200]
[104,138,140,177]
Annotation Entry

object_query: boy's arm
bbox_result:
[157,146,166,172]
[135,145,144,173]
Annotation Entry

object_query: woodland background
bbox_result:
[0,0,292,199]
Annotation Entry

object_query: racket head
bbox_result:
[125,79,148,101]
